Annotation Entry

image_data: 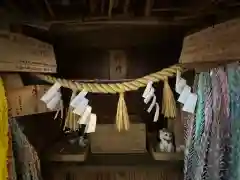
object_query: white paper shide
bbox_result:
[70,90,97,133]
[40,82,63,119]
[175,70,197,114]
[142,81,159,122]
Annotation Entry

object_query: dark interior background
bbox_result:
[16,24,187,156]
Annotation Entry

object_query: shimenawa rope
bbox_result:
[35,64,183,131]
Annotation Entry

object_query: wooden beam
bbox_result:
[144,0,153,17]
[124,0,130,15]
[43,0,55,19]
[179,18,240,65]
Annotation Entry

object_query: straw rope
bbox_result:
[35,64,183,131]
[35,64,183,93]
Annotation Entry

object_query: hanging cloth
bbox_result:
[228,63,240,180]
[204,67,230,180]
[194,72,212,180]
[184,72,212,180]
[184,68,230,180]
[183,73,199,180]
[10,119,42,180]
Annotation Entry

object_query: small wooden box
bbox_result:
[7,85,53,117]
[90,123,146,153]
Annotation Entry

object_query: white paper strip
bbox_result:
[70,91,77,101]
[153,102,159,122]
[78,105,92,125]
[41,82,61,103]
[85,113,97,133]
[178,85,191,104]
[70,90,88,108]
[142,81,153,98]
[176,78,187,94]
[144,87,155,104]
[182,93,198,114]
[147,95,156,113]
[73,98,89,116]
[176,70,180,84]
[46,91,61,110]
[54,100,63,120]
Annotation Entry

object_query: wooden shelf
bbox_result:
[47,153,183,168]
[148,134,184,161]
[43,140,89,162]
[151,148,184,161]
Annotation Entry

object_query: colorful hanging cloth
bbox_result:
[183,73,199,180]
[194,72,212,180]
[184,67,230,180]
[204,67,230,180]
[228,63,240,180]
[10,118,42,180]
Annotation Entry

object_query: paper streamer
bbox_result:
[78,105,92,125]
[153,103,160,122]
[70,90,88,108]
[85,113,97,133]
[41,82,61,103]
[142,81,160,122]
[73,98,89,116]
[147,95,156,113]
[175,72,198,114]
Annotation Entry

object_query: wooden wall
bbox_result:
[14,23,186,180]
[54,38,183,130]
[16,26,185,156]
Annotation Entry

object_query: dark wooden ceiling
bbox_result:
[1,0,240,48]
[1,0,239,20]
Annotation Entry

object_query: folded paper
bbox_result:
[144,87,155,104]
[70,90,88,108]
[46,91,61,110]
[147,95,156,113]
[176,78,187,95]
[178,85,191,104]
[182,93,197,113]
[78,105,92,125]
[142,81,153,98]
[54,100,63,120]
[73,98,89,116]
[41,82,61,103]
[85,113,97,133]
[153,102,159,122]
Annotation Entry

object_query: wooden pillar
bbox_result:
[144,0,153,16]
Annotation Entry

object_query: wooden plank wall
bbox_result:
[51,170,183,180]
[46,166,183,180]
[55,41,182,130]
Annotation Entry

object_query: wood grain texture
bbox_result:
[1,73,24,90]
[90,123,146,153]
[151,149,184,161]
[7,85,52,117]
[0,31,56,73]
[179,18,240,65]
[44,140,89,162]
[45,163,183,180]
[109,50,127,80]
